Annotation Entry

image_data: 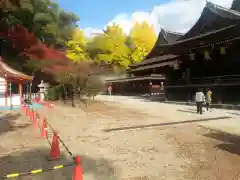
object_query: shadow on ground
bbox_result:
[177,109,197,114]
[202,127,240,156]
[0,112,29,136]
[0,148,118,180]
[103,116,232,132]
[228,112,240,116]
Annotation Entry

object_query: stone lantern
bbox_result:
[38,80,50,101]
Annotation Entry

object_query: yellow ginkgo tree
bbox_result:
[87,24,131,69]
[65,28,88,62]
[129,21,157,64]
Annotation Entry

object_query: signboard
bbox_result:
[150,84,165,100]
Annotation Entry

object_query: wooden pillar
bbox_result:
[18,82,22,97]
[186,68,191,101]
[186,68,191,84]
[5,81,7,106]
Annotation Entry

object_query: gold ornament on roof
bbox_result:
[220,47,226,54]
[204,51,211,60]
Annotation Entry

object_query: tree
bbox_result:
[129,21,156,64]
[1,0,79,48]
[231,0,240,12]
[65,28,88,62]
[87,24,131,69]
[55,60,104,107]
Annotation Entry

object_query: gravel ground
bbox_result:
[1,95,240,180]
[0,110,74,180]
[33,96,240,180]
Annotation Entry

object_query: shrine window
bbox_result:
[10,82,19,94]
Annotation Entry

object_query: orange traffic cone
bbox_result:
[49,131,60,160]
[31,109,34,121]
[34,113,39,128]
[29,109,32,120]
[73,156,83,180]
[28,108,31,117]
[41,118,48,138]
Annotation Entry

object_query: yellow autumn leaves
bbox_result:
[65,21,157,68]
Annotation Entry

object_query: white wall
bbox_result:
[7,94,21,106]
[0,95,5,106]
[0,77,6,93]
[0,77,6,106]
[0,77,21,106]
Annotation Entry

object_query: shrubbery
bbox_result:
[47,87,59,101]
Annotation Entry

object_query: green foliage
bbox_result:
[47,86,59,101]
[84,75,104,97]
[23,59,55,75]
[1,0,79,48]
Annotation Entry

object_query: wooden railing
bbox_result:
[167,75,240,86]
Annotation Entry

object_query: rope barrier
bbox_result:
[0,163,74,179]
[45,120,74,159]
[15,105,83,180]
[26,104,74,159]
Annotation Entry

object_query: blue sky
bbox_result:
[55,0,168,29]
[54,0,233,37]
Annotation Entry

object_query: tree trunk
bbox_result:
[62,84,67,104]
[29,71,35,104]
[71,86,77,107]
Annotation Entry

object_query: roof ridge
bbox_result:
[206,1,240,17]
[161,29,184,35]
[0,60,33,80]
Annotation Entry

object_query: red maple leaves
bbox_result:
[0,24,70,74]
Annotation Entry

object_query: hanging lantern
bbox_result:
[161,82,164,90]
[220,47,226,54]
[189,53,195,60]
[182,72,185,79]
[204,50,211,60]
[173,63,179,70]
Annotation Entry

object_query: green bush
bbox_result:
[47,87,59,101]
[84,76,104,98]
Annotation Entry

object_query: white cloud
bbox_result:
[82,27,103,38]
[83,0,233,37]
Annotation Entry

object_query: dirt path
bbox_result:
[36,98,240,180]
[0,110,73,180]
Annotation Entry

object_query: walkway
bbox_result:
[36,96,240,179]
[0,109,73,180]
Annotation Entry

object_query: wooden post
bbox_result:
[5,81,7,106]
[186,68,191,102]
[18,83,22,97]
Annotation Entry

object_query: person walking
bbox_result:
[206,88,212,111]
[195,88,205,114]
[108,85,112,96]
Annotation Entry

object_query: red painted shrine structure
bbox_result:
[106,1,240,104]
[0,57,33,106]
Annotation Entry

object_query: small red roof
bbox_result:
[0,57,33,81]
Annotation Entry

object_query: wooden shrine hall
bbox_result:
[0,57,33,107]
[106,1,240,104]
